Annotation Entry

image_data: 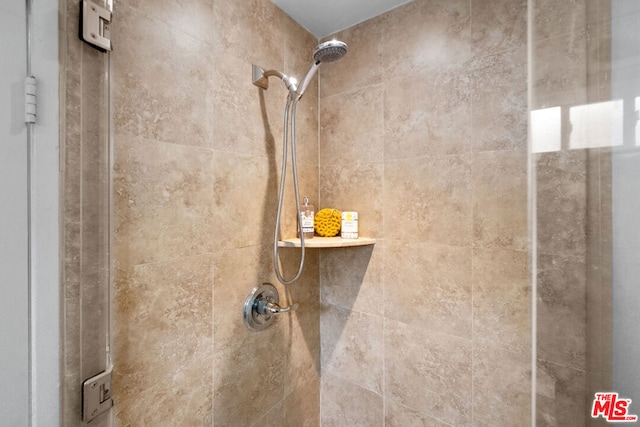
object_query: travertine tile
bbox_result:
[252,400,285,427]
[532,31,588,109]
[536,150,588,258]
[63,293,81,374]
[319,163,383,239]
[533,0,587,41]
[113,256,213,426]
[321,304,383,394]
[385,320,472,426]
[384,240,472,339]
[385,398,453,427]
[212,0,284,67]
[284,377,321,427]
[473,342,530,427]
[81,43,107,157]
[586,149,603,271]
[63,0,81,95]
[118,0,215,44]
[587,149,612,384]
[598,248,613,388]
[212,150,281,251]
[473,248,530,355]
[63,221,81,300]
[537,254,587,370]
[212,245,278,353]
[287,95,319,168]
[113,2,215,147]
[212,245,287,426]
[285,15,320,101]
[599,150,612,250]
[285,250,321,396]
[384,155,472,245]
[279,163,321,241]
[218,58,274,151]
[536,359,586,427]
[382,0,472,77]
[587,21,612,103]
[212,243,316,424]
[319,14,387,98]
[471,0,527,57]
[384,67,472,160]
[113,136,215,267]
[320,244,381,316]
[69,0,555,424]
[216,345,293,424]
[587,372,612,427]
[115,377,213,426]
[81,270,108,378]
[320,373,383,427]
[224,39,319,242]
[470,48,528,152]
[473,149,528,251]
[63,373,82,426]
[320,86,384,166]
[211,49,288,158]
[63,52,81,222]
[71,0,322,425]
[588,0,611,26]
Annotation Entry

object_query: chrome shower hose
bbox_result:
[273,95,305,285]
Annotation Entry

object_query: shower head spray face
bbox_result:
[313,40,348,63]
[296,40,348,99]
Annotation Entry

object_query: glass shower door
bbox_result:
[610,0,640,411]
[531,0,640,425]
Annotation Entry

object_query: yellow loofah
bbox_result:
[314,208,342,237]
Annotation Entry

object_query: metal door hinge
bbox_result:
[80,0,112,52]
[82,368,114,422]
[25,76,37,124]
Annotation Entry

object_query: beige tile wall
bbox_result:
[318,0,530,425]
[61,0,613,425]
[109,0,320,425]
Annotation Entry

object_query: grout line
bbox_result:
[469,0,475,417]
[210,253,215,427]
[471,246,476,426]
[527,0,538,423]
[381,75,386,421]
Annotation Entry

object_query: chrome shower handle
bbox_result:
[266,300,299,314]
[243,283,298,331]
[257,298,298,315]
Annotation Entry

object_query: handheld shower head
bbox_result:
[296,40,348,99]
[313,40,348,63]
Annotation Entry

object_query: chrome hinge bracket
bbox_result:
[80,0,112,52]
[25,76,37,124]
[82,368,114,422]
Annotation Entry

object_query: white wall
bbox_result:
[0,0,59,424]
[0,2,30,424]
[30,0,60,424]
